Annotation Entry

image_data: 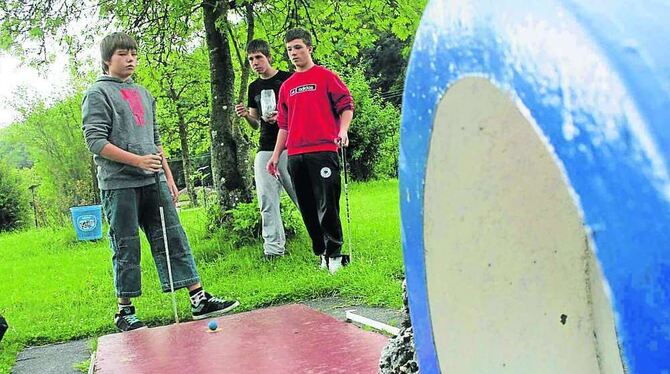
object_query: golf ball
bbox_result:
[208,320,218,331]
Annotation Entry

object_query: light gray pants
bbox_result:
[254,150,298,255]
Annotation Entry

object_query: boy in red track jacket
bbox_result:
[267,28,354,274]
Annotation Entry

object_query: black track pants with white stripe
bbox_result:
[287,151,343,257]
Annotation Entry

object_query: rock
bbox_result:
[379,279,419,373]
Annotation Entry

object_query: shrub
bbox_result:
[5,95,97,226]
[0,162,31,232]
[373,128,400,179]
[343,68,400,180]
[207,193,302,246]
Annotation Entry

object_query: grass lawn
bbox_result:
[0,179,403,372]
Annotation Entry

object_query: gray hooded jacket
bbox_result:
[82,75,165,190]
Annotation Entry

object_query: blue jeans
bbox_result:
[101,181,200,297]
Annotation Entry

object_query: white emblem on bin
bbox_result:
[77,214,97,232]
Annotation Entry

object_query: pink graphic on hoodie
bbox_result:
[120,88,146,126]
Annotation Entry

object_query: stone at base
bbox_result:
[379,279,419,373]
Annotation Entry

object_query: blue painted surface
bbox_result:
[400,0,670,373]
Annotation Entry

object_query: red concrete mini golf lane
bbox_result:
[94,304,389,373]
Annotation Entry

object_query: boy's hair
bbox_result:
[246,39,271,58]
[285,28,312,47]
[100,32,138,73]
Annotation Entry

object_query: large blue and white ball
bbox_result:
[401,0,670,373]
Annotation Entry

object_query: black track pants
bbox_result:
[287,151,343,257]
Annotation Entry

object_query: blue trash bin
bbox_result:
[70,205,103,241]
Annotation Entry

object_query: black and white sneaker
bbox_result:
[328,255,350,274]
[114,305,147,332]
[192,293,240,320]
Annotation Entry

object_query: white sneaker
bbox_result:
[328,256,349,274]
[320,255,328,270]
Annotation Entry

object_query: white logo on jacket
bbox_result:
[290,84,317,96]
[320,167,332,178]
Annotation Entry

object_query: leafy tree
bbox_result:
[0,160,31,232]
[0,129,33,169]
[5,95,97,224]
[360,32,410,106]
[199,1,254,213]
[135,47,212,206]
[344,68,400,180]
[256,0,426,72]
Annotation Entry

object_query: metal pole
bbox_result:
[154,172,180,324]
[29,184,38,228]
[340,146,353,263]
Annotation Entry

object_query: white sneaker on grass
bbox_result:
[327,256,349,274]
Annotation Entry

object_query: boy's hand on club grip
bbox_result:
[335,129,349,147]
[137,154,163,172]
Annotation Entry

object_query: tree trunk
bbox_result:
[175,106,199,207]
[237,3,255,105]
[203,0,253,213]
[231,2,256,197]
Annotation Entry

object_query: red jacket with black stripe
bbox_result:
[277,65,354,156]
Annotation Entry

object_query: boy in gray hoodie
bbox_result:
[82,32,239,332]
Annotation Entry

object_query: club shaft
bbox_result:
[341,147,353,262]
[159,206,179,324]
[155,172,179,324]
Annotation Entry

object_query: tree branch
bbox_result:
[226,21,245,69]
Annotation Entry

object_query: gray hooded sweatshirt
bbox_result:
[82,75,165,190]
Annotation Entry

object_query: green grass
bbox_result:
[73,358,90,373]
[0,179,403,373]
